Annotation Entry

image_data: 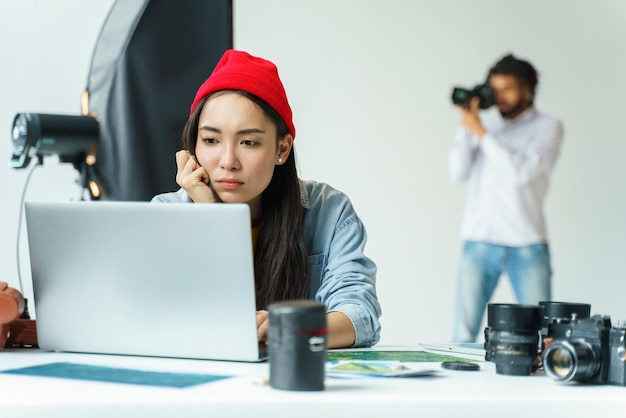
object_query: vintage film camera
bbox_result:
[451,83,495,109]
[542,314,626,386]
[484,301,626,385]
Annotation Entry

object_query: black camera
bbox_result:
[451,84,495,109]
[542,315,626,386]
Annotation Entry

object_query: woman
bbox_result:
[153,49,381,348]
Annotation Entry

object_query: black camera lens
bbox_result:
[545,344,573,379]
[268,300,327,391]
[539,301,591,340]
[452,87,470,104]
[539,301,590,326]
[539,301,591,321]
[484,303,542,376]
[543,340,602,382]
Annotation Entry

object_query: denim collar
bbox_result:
[299,179,310,209]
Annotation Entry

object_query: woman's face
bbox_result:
[194,92,292,218]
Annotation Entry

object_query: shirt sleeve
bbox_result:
[315,212,382,348]
[480,119,564,184]
[448,127,480,183]
[151,188,192,203]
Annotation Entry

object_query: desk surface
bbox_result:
[1,347,625,418]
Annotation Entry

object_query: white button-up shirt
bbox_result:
[449,107,564,246]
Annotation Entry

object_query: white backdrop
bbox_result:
[1,0,625,345]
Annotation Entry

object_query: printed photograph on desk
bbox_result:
[327,349,480,363]
[326,361,439,378]
[1,362,233,389]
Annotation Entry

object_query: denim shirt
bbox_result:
[152,180,382,347]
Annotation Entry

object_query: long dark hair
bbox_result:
[181,90,309,309]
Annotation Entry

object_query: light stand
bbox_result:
[4,112,102,348]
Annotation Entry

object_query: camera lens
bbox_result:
[268,300,327,391]
[539,301,591,320]
[543,340,602,382]
[484,303,542,376]
[539,301,590,326]
[546,346,573,379]
[539,301,591,340]
[451,87,471,106]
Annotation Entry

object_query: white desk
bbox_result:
[1,347,625,417]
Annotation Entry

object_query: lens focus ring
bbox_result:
[543,340,601,382]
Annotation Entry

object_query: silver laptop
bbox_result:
[418,343,485,362]
[25,201,266,362]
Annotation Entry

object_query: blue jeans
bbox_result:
[451,241,552,343]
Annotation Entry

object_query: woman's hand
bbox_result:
[326,311,356,349]
[175,150,220,203]
[255,309,356,349]
[256,310,269,343]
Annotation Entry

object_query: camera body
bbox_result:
[542,314,626,386]
[451,84,495,109]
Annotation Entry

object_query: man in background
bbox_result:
[449,54,564,343]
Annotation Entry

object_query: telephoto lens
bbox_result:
[484,303,542,376]
[268,300,327,391]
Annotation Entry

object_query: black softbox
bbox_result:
[86,0,232,201]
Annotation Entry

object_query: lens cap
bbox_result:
[441,361,480,371]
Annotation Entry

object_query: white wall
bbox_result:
[0,0,116,305]
[233,0,626,344]
[1,0,625,345]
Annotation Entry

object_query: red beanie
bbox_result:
[189,49,295,139]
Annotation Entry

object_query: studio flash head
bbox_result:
[10,112,99,169]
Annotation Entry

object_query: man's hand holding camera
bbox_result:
[459,97,486,139]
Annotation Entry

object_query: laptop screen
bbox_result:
[25,201,264,362]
